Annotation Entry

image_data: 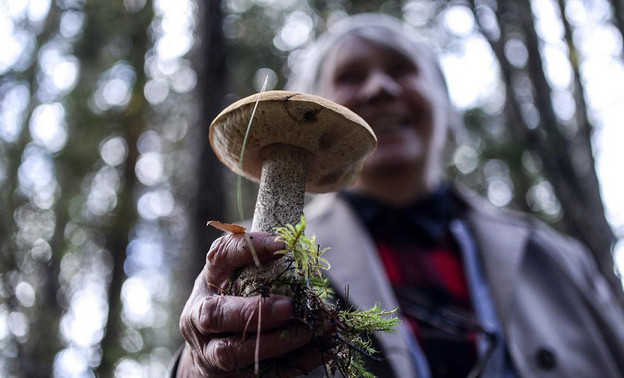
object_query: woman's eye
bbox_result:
[335,72,364,84]
[390,63,417,78]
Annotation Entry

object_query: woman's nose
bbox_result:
[361,70,402,102]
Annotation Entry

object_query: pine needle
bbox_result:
[237,76,269,268]
[255,295,262,375]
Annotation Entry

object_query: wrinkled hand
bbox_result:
[176,232,321,377]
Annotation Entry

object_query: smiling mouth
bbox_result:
[365,115,415,134]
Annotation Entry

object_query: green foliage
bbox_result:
[339,303,400,335]
[275,215,330,285]
[270,216,399,378]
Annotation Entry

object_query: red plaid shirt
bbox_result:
[342,187,478,377]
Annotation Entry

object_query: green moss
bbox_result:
[272,215,400,377]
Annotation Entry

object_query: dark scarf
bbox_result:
[340,184,462,247]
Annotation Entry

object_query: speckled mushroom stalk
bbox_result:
[251,144,308,232]
[245,144,309,296]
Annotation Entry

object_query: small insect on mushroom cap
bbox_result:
[209,90,377,194]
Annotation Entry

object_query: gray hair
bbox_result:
[285,13,449,96]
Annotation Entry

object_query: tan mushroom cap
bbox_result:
[209,90,377,193]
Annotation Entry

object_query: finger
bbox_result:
[190,295,293,335]
[205,232,285,286]
[202,324,313,373]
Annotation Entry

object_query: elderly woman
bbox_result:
[172,14,624,378]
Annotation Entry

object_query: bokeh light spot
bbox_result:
[100,136,129,166]
[15,282,36,307]
[135,152,164,186]
[29,103,68,152]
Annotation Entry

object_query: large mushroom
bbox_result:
[209,90,376,294]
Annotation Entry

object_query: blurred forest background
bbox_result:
[2,0,624,376]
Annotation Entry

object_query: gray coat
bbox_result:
[304,190,624,377]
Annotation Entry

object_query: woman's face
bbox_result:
[317,35,450,190]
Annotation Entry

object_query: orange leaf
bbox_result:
[207,220,246,234]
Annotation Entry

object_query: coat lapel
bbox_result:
[305,193,419,377]
[463,194,530,327]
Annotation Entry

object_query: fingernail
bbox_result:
[271,298,292,322]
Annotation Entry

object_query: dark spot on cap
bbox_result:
[282,99,320,122]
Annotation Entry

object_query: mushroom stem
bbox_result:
[251,143,309,232]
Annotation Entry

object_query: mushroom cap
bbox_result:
[209,90,377,193]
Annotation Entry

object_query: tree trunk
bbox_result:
[188,0,227,284]
[95,2,152,374]
[555,0,623,300]
[517,0,622,302]
[474,0,623,303]
[4,4,65,376]
[97,120,142,376]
